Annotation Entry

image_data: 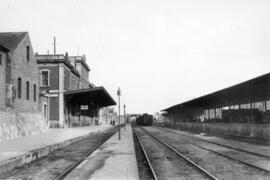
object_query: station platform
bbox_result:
[65,124,139,180]
[0,125,110,174]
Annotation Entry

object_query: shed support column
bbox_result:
[208,109,210,122]
[214,108,217,122]
[239,103,242,123]
[249,101,253,124]
[204,109,206,122]
[219,107,221,120]
[201,109,204,122]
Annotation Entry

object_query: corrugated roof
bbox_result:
[0,32,28,51]
[162,73,270,112]
[64,87,116,107]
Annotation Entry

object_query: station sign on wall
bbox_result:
[81,105,88,110]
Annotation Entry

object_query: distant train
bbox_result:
[136,113,153,126]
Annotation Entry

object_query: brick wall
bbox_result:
[11,34,40,112]
[50,96,59,120]
[63,65,80,91]
[64,68,70,90]
[39,66,59,91]
[76,62,90,89]
[80,64,89,82]
[80,79,90,89]
[70,73,80,90]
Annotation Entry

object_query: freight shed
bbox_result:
[162,73,270,141]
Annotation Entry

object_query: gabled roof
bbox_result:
[89,83,96,88]
[76,59,90,71]
[0,32,28,51]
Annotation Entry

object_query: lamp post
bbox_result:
[117,87,121,140]
[123,104,126,131]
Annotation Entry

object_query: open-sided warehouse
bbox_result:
[162,73,270,140]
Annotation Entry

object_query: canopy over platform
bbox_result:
[64,87,116,108]
[163,73,270,112]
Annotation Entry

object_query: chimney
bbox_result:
[54,37,56,54]
[82,54,86,62]
[65,52,68,59]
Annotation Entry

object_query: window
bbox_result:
[33,84,36,102]
[18,77,22,99]
[26,81,29,100]
[41,70,49,86]
[0,54,2,65]
[26,46,30,62]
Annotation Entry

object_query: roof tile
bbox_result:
[0,32,28,51]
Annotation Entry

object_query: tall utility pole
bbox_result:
[54,37,56,54]
[117,87,121,140]
[123,104,126,131]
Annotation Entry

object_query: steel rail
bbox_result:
[133,128,158,180]
[156,126,270,159]
[140,127,218,180]
[54,126,121,180]
[153,127,270,173]
[185,139,270,173]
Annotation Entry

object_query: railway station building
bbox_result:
[0,31,115,142]
[0,32,40,112]
[162,73,270,140]
[0,32,48,141]
[36,54,116,128]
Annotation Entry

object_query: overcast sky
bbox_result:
[0,0,269,114]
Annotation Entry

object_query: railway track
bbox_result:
[133,126,218,180]
[0,126,121,180]
[134,127,158,180]
[55,126,120,180]
[156,126,270,159]
[148,126,270,174]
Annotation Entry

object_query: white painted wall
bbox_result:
[59,64,64,127]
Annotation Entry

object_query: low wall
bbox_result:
[0,109,49,142]
[168,122,270,141]
[49,121,60,128]
[69,116,96,127]
[50,116,97,128]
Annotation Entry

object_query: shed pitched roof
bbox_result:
[162,73,270,112]
[0,32,28,51]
